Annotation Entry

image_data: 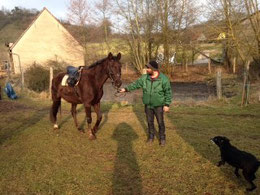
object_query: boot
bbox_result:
[159,139,166,146]
[146,138,154,144]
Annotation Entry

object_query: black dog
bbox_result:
[211,136,260,191]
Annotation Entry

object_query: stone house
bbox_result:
[6,7,84,74]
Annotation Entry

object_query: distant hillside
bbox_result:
[0,6,110,64]
[0,7,39,63]
[0,7,39,42]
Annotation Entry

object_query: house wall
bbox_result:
[11,9,84,74]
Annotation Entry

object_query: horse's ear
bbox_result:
[116,53,121,60]
[108,52,113,60]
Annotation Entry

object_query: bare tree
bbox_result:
[205,0,260,76]
[205,0,252,70]
[158,0,201,73]
[95,0,112,51]
[112,0,200,74]
[67,0,89,64]
[243,0,260,60]
[114,0,157,73]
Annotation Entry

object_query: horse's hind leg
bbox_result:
[84,104,95,140]
[93,102,102,134]
[50,100,61,129]
[71,103,80,131]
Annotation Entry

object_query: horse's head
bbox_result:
[107,52,122,88]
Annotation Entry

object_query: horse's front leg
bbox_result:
[93,102,102,134]
[84,104,95,140]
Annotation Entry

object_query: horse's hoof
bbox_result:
[88,134,96,140]
[53,124,59,129]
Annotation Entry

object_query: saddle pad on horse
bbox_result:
[61,75,69,86]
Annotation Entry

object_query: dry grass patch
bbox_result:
[0,98,259,194]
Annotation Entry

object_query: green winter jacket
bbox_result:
[125,73,172,108]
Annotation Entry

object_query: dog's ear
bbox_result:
[224,137,230,142]
[222,137,230,143]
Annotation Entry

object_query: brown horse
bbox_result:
[50,52,122,139]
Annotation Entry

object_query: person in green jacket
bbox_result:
[119,61,172,146]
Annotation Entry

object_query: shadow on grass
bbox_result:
[99,102,116,130]
[166,110,260,193]
[0,109,48,145]
[58,104,85,131]
[57,102,117,135]
[132,104,147,138]
[112,122,143,194]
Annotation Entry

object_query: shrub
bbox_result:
[46,59,69,76]
[25,62,49,92]
[24,60,74,92]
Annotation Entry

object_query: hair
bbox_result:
[85,55,119,69]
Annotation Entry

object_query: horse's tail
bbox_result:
[50,74,62,124]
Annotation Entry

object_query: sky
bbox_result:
[1,0,207,21]
[0,0,72,20]
[0,0,207,30]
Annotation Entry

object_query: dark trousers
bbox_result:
[145,105,166,140]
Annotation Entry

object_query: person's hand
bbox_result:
[163,106,170,112]
[119,88,126,93]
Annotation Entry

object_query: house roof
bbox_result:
[10,7,82,50]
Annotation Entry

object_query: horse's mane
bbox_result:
[85,56,118,70]
[85,57,107,70]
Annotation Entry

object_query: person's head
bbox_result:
[145,61,158,75]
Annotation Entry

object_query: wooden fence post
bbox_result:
[241,61,250,106]
[21,69,24,90]
[233,57,236,73]
[185,58,188,72]
[49,67,53,99]
[216,66,222,99]
[125,62,128,75]
[208,58,211,74]
[245,78,250,106]
[7,62,11,81]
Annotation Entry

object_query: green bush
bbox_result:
[46,59,69,76]
[24,60,72,92]
[25,63,49,92]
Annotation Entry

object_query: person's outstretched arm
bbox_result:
[119,75,145,93]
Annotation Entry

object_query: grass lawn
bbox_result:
[0,97,259,194]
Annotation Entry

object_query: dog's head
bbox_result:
[210,136,230,148]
